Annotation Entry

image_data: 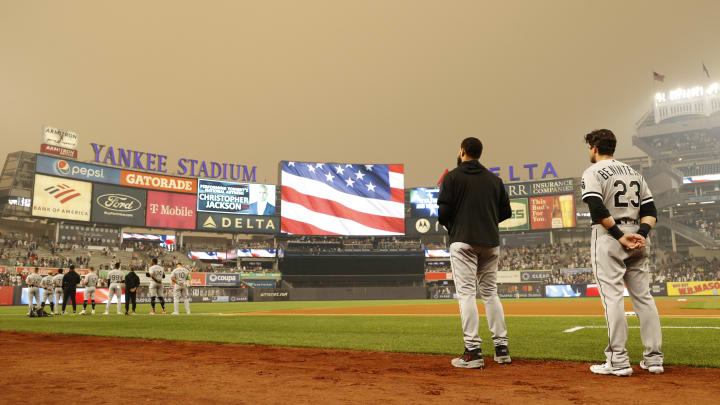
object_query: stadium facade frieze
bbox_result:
[90,143,257,182]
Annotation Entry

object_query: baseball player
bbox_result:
[170,263,191,315]
[104,262,125,315]
[147,258,167,315]
[40,272,56,314]
[52,268,65,315]
[25,267,43,317]
[581,129,663,376]
[80,267,99,315]
[438,137,513,369]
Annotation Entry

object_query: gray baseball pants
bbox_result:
[450,242,508,350]
[591,224,663,367]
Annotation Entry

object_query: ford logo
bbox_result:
[97,194,142,212]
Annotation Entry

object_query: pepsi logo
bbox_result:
[56,160,70,175]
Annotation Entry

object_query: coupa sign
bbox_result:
[90,143,257,182]
[206,273,242,287]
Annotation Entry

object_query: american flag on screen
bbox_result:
[281,161,405,235]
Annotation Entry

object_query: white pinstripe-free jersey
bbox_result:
[581,159,653,221]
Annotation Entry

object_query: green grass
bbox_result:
[681,300,720,310]
[1,299,719,367]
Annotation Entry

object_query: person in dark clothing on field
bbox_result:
[61,265,81,314]
[437,137,513,370]
[124,268,140,315]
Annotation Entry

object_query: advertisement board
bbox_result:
[91,184,147,226]
[505,178,574,198]
[32,174,92,221]
[253,288,290,302]
[497,271,521,284]
[425,272,453,281]
[409,187,439,217]
[121,170,197,194]
[529,194,576,229]
[43,126,79,150]
[405,217,446,236]
[498,283,544,298]
[190,273,206,286]
[36,155,122,184]
[0,286,14,306]
[667,281,720,296]
[499,198,529,231]
[197,179,276,216]
[145,191,196,230]
[196,212,279,234]
[206,273,243,287]
[545,284,587,298]
[520,270,552,282]
[236,249,276,258]
[425,249,450,258]
[40,144,77,159]
[650,282,668,297]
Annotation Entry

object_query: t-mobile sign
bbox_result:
[146,191,197,230]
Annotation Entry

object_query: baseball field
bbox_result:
[2,296,719,403]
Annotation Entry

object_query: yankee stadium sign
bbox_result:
[90,143,257,182]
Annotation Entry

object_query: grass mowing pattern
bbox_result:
[1,299,719,368]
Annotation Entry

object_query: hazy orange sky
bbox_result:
[1,1,719,186]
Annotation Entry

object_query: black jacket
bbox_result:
[437,160,512,247]
[62,270,81,289]
[124,272,140,291]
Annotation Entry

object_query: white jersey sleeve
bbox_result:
[581,167,603,201]
[639,178,653,207]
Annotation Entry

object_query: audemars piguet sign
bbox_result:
[41,126,79,159]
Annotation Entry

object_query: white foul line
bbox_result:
[563,326,720,333]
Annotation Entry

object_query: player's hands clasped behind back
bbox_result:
[619,233,645,250]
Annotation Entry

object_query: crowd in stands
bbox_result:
[675,212,720,239]
[650,131,720,153]
[498,243,591,271]
[649,253,720,283]
[287,236,423,254]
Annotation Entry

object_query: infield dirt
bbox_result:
[2,330,718,404]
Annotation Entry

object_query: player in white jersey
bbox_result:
[52,269,65,315]
[147,258,167,315]
[104,262,125,315]
[25,267,43,316]
[40,273,56,314]
[80,267,99,315]
[170,263,191,315]
[581,129,663,377]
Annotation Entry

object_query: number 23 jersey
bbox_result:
[581,159,653,221]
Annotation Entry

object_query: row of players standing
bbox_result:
[24,258,192,316]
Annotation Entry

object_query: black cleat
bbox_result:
[451,348,484,369]
[494,345,512,364]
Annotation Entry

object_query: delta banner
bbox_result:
[196,212,279,234]
[529,194,576,229]
[91,183,147,226]
[36,155,122,184]
[121,171,197,194]
[32,174,92,221]
[146,191,197,230]
[667,281,720,296]
[197,179,276,216]
[499,198,529,231]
